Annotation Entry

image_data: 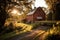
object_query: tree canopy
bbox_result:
[45,0,60,20]
[0,0,35,31]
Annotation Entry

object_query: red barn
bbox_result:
[26,7,46,22]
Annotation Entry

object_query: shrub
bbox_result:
[32,22,41,29]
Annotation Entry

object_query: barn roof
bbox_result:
[27,9,36,15]
[27,7,44,15]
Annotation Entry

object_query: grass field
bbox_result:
[0,21,60,40]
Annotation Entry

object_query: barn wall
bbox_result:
[26,15,33,22]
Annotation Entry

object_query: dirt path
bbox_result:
[6,26,50,40]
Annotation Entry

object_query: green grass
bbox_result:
[0,30,28,40]
[1,21,60,40]
[0,22,33,40]
[0,31,16,40]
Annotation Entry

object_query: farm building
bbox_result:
[26,7,46,23]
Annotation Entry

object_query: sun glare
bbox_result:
[35,0,48,8]
[11,9,21,15]
[11,9,18,14]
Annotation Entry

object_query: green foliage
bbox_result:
[32,22,54,29]
[32,22,41,29]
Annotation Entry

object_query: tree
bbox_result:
[45,0,60,20]
[6,0,35,19]
[0,0,9,31]
[0,0,35,31]
[47,11,52,20]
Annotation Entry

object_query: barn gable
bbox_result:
[27,7,45,16]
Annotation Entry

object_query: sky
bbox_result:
[35,0,48,8]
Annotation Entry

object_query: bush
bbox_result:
[4,23,14,33]
[32,22,41,29]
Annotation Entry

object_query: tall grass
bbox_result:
[44,26,60,40]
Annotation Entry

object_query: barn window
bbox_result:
[37,17,42,19]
